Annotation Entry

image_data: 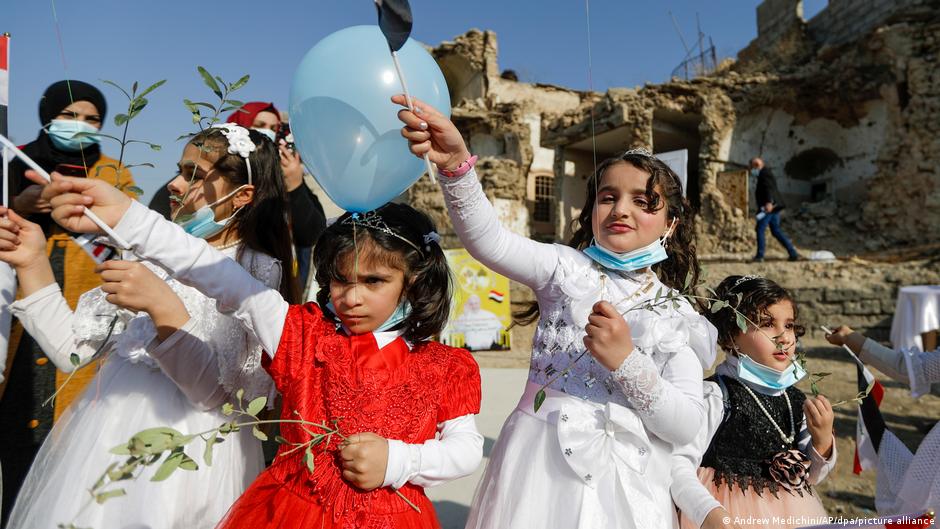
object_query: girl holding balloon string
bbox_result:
[31,151,484,527]
[396,95,717,529]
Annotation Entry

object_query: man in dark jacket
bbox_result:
[751,157,800,262]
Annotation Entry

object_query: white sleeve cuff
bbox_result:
[381,414,483,489]
[382,439,420,489]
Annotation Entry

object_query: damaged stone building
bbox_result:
[399,0,940,346]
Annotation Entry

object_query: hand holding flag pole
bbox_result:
[375,0,437,184]
[0,133,131,250]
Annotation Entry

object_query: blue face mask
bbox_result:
[736,353,807,391]
[173,185,247,240]
[326,300,412,333]
[750,168,761,178]
[47,119,100,152]
[252,127,277,143]
[583,218,677,272]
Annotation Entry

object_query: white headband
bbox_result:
[211,123,255,185]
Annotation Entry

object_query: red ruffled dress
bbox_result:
[216,303,482,529]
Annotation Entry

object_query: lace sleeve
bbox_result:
[71,287,136,363]
[215,250,281,407]
[907,346,940,398]
[610,343,705,445]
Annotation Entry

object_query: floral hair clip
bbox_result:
[211,123,256,184]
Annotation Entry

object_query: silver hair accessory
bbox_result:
[423,231,441,252]
[211,123,255,185]
[342,211,422,254]
[732,275,762,290]
[622,147,653,158]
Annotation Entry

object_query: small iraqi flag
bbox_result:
[488,290,504,303]
[73,234,118,265]
[854,361,886,474]
[1,33,9,137]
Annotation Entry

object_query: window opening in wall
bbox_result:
[534,174,554,223]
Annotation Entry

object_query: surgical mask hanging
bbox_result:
[173,185,248,240]
[47,120,100,152]
[736,353,807,391]
[252,127,277,143]
[583,218,677,272]
[325,300,412,333]
[377,301,412,332]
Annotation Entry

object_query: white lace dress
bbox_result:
[5,246,279,529]
[439,169,717,529]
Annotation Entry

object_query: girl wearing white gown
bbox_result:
[0,124,297,528]
[395,97,717,529]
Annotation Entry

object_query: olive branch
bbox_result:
[60,389,419,528]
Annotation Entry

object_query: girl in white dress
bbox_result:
[0,124,297,529]
[395,96,717,529]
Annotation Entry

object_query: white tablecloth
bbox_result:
[890,285,940,350]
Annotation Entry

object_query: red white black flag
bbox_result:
[0,33,9,137]
[854,360,887,474]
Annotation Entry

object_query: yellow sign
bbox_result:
[440,249,511,351]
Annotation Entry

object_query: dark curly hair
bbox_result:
[312,203,452,343]
[187,127,299,304]
[515,151,699,325]
[708,275,806,354]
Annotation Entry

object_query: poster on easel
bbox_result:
[440,248,511,352]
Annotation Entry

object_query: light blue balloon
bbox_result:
[289,25,451,213]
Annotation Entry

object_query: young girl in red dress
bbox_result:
[36,176,484,529]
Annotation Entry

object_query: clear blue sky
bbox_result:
[5,0,795,201]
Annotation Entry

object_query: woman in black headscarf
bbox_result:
[0,79,135,522]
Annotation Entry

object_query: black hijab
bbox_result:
[12,80,107,196]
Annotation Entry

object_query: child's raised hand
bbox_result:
[824,325,855,347]
[0,207,47,269]
[824,325,866,354]
[392,94,471,172]
[26,170,132,235]
[339,432,389,491]
[804,395,834,458]
[583,301,635,371]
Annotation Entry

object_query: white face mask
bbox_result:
[173,185,248,240]
[252,127,277,143]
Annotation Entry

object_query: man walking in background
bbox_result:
[751,156,800,262]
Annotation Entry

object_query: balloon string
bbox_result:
[585,0,598,198]
[390,50,437,185]
[353,219,360,307]
[50,0,90,174]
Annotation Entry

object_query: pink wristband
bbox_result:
[438,155,478,178]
